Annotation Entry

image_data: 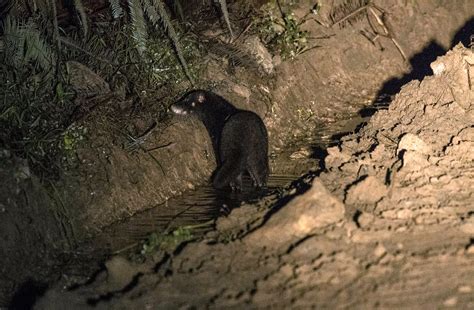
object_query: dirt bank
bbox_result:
[35,43,474,309]
[3,0,474,306]
[44,0,474,234]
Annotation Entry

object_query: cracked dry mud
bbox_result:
[36,45,474,309]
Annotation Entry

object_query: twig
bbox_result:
[367,7,408,63]
[331,4,370,27]
[275,0,286,21]
[233,20,253,43]
[125,121,157,151]
[297,44,322,56]
[144,142,174,152]
[145,150,166,176]
[465,60,473,90]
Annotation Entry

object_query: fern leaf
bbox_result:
[128,0,148,54]
[26,25,56,72]
[73,0,89,36]
[109,0,124,19]
[144,0,194,84]
[2,15,55,73]
[2,15,23,65]
[218,0,233,40]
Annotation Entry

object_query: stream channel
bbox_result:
[61,102,386,285]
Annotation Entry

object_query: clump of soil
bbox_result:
[35,44,474,309]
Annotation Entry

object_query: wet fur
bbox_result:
[171,90,269,190]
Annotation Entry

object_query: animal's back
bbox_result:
[213,110,269,189]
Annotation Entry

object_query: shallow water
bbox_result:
[74,110,379,259]
[92,174,297,254]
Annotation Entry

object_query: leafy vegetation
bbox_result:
[141,226,194,255]
[255,0,320,60]
[0,0,314,180]
[0,1,211,178]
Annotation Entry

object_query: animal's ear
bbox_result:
[197,93,205,103]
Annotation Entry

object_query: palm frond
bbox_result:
[2,15,56,73]
[144,0,194,84]
[109,0,124,19]
[128,0,148,54]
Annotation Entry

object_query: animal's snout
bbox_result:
[170,104,187,115]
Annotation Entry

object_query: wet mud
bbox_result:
[35,45,474,309]
[2,0,474,307]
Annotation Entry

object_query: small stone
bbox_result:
[431,62,446,75]
[466,244,474,254]
[395,226,407,232]
[290,147,312,159]
[280,264,294,277]
[345,176,388,205]
[458,285,472,293]
[396,209,414,220]
[459,219,474,234]
[357,212,375,228]
[232,84,251,101]
[397,133,431,155]
[374,243,387,259]
[443,297,457,307]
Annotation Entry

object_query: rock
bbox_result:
[458,285,472,293]
[289,147,312,159]
[345,175,388,205]
[245,179,344,248]
[430,44,474,110]
[232,84,251,102]
[397,133,431,155]
[373,243,387,259]
[400,151,430,171]
[357,212,375,228]
[243,36,274,74]
[325,146,351,169]
[443,296,458,307]
[66,61,110,98]
[105,256,141,291]
[459,218,474,235]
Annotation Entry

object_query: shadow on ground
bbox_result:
[359,16,474,119]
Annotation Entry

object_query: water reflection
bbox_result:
[81,109,375,256]
[94,174,300,254]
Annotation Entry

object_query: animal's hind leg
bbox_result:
[229,172,243,191]
[212,160,243,190]
[248,162,268,188]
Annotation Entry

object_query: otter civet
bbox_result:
[171,90,269,190]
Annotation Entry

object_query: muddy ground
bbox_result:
[2,0,474,307]
[35,43,474,309]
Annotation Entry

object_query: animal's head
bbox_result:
[170,90,208,116]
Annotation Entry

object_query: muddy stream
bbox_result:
[67,104,380,281]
